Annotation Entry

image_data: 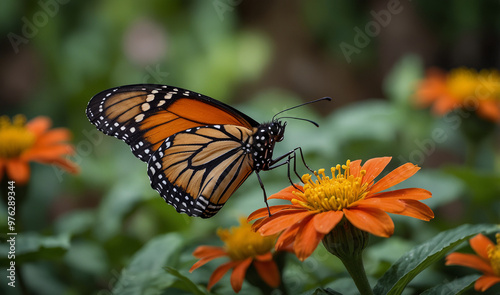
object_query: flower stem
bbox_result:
[338,253,373,295]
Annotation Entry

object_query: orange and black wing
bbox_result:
[148,124,255,218]
[86,84,258,162]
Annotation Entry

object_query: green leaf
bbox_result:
[165,267,209,295]
[383,55,423,105]
[373,224,499,295]
[112,233,183,295]
[420,274,479,295]
[0,232,70,263]
[311,288,343,295]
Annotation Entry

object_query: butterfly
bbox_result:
[86,84,330,218]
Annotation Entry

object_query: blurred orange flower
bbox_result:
[190,218,281,293]
[248,157,434,261]
[446,233,500,292]
[0,115,79,184]
[415,67,500,122]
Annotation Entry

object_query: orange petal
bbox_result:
[248,205,299,222]
[397,199,434,220]
[6,159,30,185]
[361,157,392,186]
[312,210,343,234]
[446,252,493,274]
[36,128,72,146]
[254,259,281,288]
[275,223,300,251]
[477,100,500,122]
[268,185,302,201]
[349,159,362,177]
[344,207,394,238]
[475,275,500,292]
[432,94,458,116]
[22,144,75,161]
[369,163,420,195]
[255,252,273,261]
[43,157,79,174]
[470,234,494,261]
[294,215,324,261]
[26,116,51,136]
[192,245,226,258]
[368,188,432,200]
[230,258,252,293]
[355,199,405,213]
[258,210,313,236]
[207,261,238,290]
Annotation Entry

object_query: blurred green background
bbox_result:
[0,0,499,294]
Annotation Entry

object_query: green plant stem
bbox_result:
[338,253,373,295]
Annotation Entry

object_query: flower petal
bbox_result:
[361,157,392,186]
[475,275,500,292]
[22,144,75,161]
[294,215,324,261]
[355,198,405,213]
[230,258,252,293]
[192,245,227,259]
[258,210,313,236]
[190,246,228,272]
[6,159,30,185]
[446,252,493,274]
[268,185,303,201]
[470,234,494,262]
[397,199,434,220]
[312,210,343,234]
[207,261,239,290]
[368,188,432,200]
[26,116,51,136]
[247,205,299,222]
[275,223,300,251]
[369,163,420,195]
[254,259,281,288]
[349,159,362,177]
[344,207,394,238]
[255,252,273,261]
[35,128,72,146]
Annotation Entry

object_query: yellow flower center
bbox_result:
[0,115,35,159]
[292,161,369,212]
[488,233,500,276]
[446,68,479,100]
[218,218,276,261]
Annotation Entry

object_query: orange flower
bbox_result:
[0,115,79,184]
[415,67,500,122]
[248,157,434,261]
[446,233,500,292]
[190,218,281,293]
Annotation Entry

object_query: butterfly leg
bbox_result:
[255,171,272,217]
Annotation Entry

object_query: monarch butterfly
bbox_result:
[86,84,330,218]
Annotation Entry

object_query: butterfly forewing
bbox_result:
[86,84,258,162]
[147,125,255,218]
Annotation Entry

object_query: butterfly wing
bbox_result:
[86,84,259,162]
[148,124,255,218]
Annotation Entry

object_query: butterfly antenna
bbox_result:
[272,97,332,121]
[277,116,320,127]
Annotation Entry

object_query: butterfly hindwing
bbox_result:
[147,124,255,218]
[86,84,258,162]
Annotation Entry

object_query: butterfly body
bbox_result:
[86,84,287,218]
